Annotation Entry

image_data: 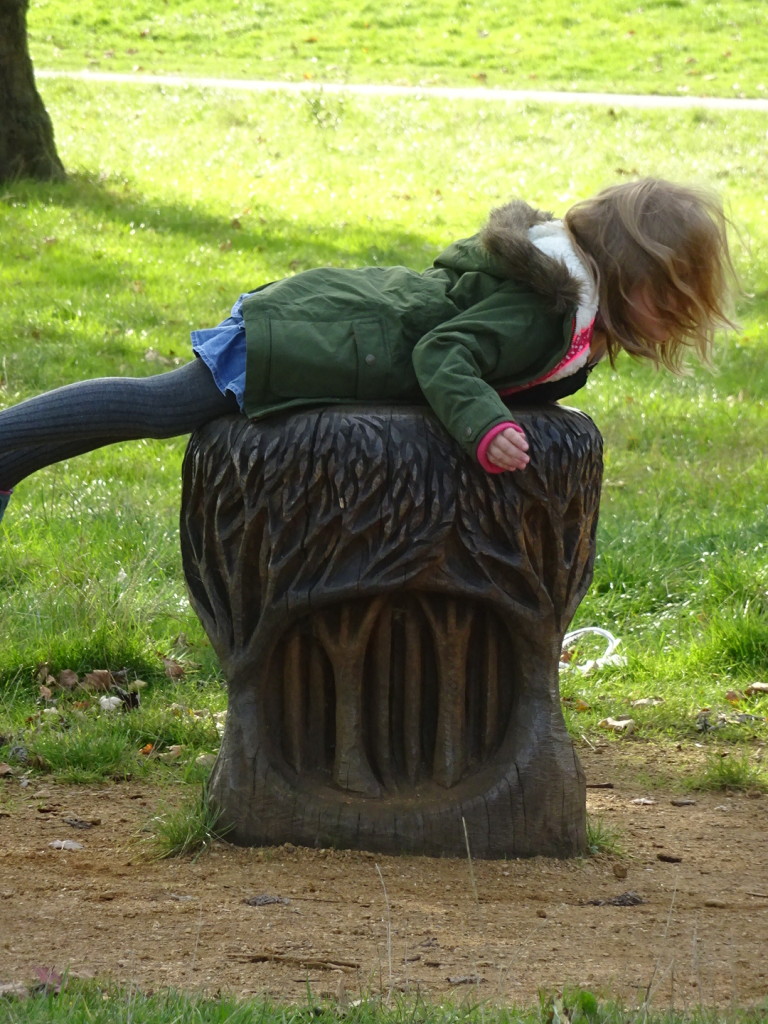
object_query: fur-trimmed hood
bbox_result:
[480,200,584,313]
[433,200,586,314]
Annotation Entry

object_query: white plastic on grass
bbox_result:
[560,626,627,674]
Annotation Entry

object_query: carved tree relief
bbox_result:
[180,404,603,858]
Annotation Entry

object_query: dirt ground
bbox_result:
[1,743,767,1012]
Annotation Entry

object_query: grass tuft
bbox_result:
[138,790,231,860]
[686,749,768,794]
[22,719,145,784]
[585,816,625,858]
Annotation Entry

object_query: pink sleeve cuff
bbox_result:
[476,421,524,473]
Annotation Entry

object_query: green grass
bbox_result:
[27,0,768,98]
[0,982,765,1024]
[585,816,625,858]
[137,789,230,860]
[685,749,768,793]
[1,20,768,1021]
[0,658,226,785]
[4,80,766,746]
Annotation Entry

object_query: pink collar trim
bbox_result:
[499,318,594,397]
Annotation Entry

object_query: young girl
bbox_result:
[0,177,736,525]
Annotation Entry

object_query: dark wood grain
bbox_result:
[180,404,603,857]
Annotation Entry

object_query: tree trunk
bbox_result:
[0,0,65,183]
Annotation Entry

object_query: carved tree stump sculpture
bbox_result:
[180,404,603,858]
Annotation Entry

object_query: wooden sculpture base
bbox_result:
[180,404,603,858]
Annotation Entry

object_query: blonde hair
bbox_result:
[564,177,738,371]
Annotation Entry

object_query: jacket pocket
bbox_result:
[267,318,385,399]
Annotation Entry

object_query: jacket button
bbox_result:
[465,427,472,437]
[365,353,376,365]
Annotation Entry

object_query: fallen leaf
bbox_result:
[746,682,768,695]
[159,655,185,680]
[542,994,571,1024]
[32,967,65,994]
[38,684,54,701]
[139,743,154,756]
[563,697,591,711]
[0,763,14,777]
[48,839,84,851]
[598,716,635,735]
[157,744,185,763]
[630,696,665,707]
[725,689,744,703]
[56,669,80,690]
[631,797,655,805]
[80,669,114,692]
[35,663,51,683]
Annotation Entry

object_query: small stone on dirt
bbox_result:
[0,981,30,1000]
[586,891,644,907]
[243,893,290,906]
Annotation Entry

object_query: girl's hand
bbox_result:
[486,425,530,472]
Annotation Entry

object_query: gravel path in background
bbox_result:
[37,69,768,111]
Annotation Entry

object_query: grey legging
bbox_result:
[0,359,238,490]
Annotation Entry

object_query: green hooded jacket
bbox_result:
[242,201,585,461]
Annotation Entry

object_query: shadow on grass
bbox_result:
[3,170,435,273]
